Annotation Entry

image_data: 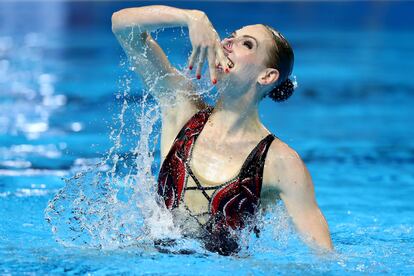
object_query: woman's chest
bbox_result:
[189,139,255,184]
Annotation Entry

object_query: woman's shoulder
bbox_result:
[267,137,301,161]
[267,137,303,168]
[263,136,307,187]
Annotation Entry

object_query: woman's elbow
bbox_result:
[111,9,131,33]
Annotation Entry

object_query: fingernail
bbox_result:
[197,74,201,79]
[212,79,217,85]
[225,68,230,73]
[189,66,193,70]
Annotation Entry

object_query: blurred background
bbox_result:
[0,1,413,274]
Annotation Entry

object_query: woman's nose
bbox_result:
[222,38,233,52]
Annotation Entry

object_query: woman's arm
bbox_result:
[112,6,195,106]
[279,167,333,251]
[112,6,228,156]
[112,6,228,97]
[265,144,333,251]
[112,6,189,32]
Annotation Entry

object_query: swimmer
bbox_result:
[112,5,332,255]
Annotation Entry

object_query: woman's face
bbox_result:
[220,24,275,82]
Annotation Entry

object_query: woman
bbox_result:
[112,5,332,255]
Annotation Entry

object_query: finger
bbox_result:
[188,46,200,70]
[208,48,217,84]
[196,47,207,79]
[216,47,229,73]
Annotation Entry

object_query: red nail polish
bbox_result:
[225,68,230,73]
[197,74,201,79]
[212,79,217,85]
[189,66,193,70]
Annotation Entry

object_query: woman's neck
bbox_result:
[209,85,263,142]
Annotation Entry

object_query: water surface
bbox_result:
[1,1,413,274]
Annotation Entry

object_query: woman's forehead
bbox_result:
[235,25,272,42]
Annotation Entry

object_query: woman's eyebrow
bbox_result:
[232,31,259,46]
[241,35,258,46]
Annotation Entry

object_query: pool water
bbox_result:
[1,1,414,274]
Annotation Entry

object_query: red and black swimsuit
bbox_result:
[157,107,275,255]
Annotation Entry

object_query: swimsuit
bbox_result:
[157,107,275,255]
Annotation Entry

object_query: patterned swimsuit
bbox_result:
[157,107,275,255]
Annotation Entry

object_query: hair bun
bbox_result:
[268,78,295,102]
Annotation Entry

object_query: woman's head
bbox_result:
[262,25,295,101]
[220,24,295,102]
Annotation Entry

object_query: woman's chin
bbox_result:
[216,70,228,82]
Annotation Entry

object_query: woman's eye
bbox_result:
[243,41,253,49]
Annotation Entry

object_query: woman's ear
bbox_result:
[257,68,279,86]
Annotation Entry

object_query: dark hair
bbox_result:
[263,25,295,102]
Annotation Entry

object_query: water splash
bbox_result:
[45,44,183,249]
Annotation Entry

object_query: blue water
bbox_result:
[1,1,414,274]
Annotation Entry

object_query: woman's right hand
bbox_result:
[186,10,229,84]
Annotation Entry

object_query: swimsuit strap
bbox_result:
[238,134,276,194]
[208,134,275,230]
[158,107,213,209]
[185,162,213,201]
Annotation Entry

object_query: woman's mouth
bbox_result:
[216,56,234,72]
[227,57,234,69]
